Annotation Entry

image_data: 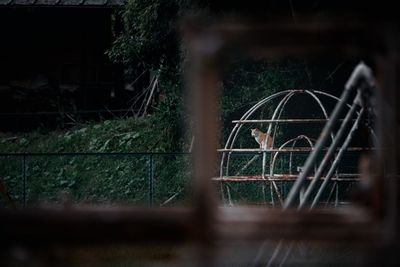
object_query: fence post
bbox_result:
[148,154,154,207]
[22,154,27,208]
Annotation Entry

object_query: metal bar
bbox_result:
[221,89,360,180]
[268,182,275,207]
[268,91,297,138]
[148,154,154,207]
[299,93,361,208]
[265,240,283,267]
[335,183,339,208]
[267,63,374,266]
[311,109,364,209]
[270,135,315,177]
[284,62,373,209]
[325,182,338,207]
[22,154,27,208]
[221,90,294,177]
[218,147,370,152]
[226,185,233,206]
[233,119,346,123]
[262,151,266,178]
[234,155,260,176]
[213,176,360,182]
[226,91,296,178]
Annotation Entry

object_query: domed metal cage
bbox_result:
[216,89,375,206]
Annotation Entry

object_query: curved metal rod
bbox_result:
[261,92,297,177]
[269,92,298,146]
[220,89,363,178]
[225,90,296,150]
[310,108,365,209]
[220,90,292,177]
[268,91,331,179]
[305,91,329,119]
[268,90,333,151]
[313,90,356,111]
[221,90,297,177]
[266,92,298,136]
[259,92,297,206]
[313,90,378,139]
[272,90,333,144]
[268,135,314,205]
[270,135,314,177]
[299,92,361,208]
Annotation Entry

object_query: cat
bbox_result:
[251,128,273,150]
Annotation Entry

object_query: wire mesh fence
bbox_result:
[0,152,360,208]
[0,153,192,208]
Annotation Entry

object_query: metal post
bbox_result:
[226,185,233,206]
[284,62,374,209]
[335,182,339,208]
[22,154,27,208]
[310,109,364,209]
[269,182,275,207]
[148,154,154,207]
[299,92,361,208]
[262,151,266,178]
[265,63,375,267]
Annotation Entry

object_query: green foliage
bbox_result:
[219,59,312,147]
[106,0,190,71]
[1,0,358,207]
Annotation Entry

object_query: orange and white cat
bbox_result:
[251,128,273,150]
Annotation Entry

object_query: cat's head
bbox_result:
[250,128,259,137]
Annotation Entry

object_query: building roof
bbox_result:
[0,0,124,6]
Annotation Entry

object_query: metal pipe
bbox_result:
[148,154,154,207]
[335,183,339,208]
[22,154,27,208]
[220,90,294,177]
[218,147,369,152]
[220,89,361,179]
[212,175,360,182]
[299,92,361,208]
[310,108,364,209]
[283,62,372,209]
[270,135,314,204]
[270,135,314,176]
[224,90,295,177]
[233,119,332,123]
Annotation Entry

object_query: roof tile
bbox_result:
[59,0,84,5]
[0,0,125,5]
[13,0,36,4]
[84,0,107,5]
[35,0,60,5]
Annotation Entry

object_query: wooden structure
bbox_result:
[0,0,127,130]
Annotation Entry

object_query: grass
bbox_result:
[0,115,181,153]
[0,115,192,207]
